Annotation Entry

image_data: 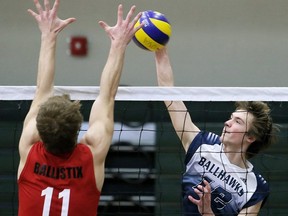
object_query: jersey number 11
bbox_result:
[41,187,71,216]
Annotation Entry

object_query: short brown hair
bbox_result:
[235,101,279,159]
[36,94,83,155]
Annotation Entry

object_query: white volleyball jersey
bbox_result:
[182,131,269,216]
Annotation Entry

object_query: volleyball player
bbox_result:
[17,1,143,215]
[154,47,278,216]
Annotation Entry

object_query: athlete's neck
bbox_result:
[222,145,248,169]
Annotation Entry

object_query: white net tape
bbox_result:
[1,86,288,101]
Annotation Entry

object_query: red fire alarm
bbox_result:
[69,36,88,56]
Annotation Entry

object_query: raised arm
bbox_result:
[18,0,75,178]
[80,5,143,191]
[155,48,200,152]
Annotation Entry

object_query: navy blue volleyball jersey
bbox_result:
[182,131,269,216]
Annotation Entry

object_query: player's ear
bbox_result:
[246,134,256,144]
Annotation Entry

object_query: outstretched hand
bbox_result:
[98,4,143,47]
[28,0,76,36]
[188,180,214,215]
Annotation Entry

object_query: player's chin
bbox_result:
[220,131,227,142]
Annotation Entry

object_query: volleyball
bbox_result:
[133,10,172,52]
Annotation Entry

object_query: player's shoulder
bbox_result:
[76,143,93,154]
[193,131,221,145]
[185,131,221,164]
[255,172,269,186]
[251,171,269,194]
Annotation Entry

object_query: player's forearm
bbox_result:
[155,48,174,87]
[155,48,176,111]
[36,34,57,97]
[99,43,126,100]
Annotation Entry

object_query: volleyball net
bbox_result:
[1,86,288,215]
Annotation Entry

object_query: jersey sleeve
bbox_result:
[185,131,221,165]
[243,172,270,209]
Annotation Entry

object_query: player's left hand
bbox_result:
[188,179,214,215]
[98,4,143,46]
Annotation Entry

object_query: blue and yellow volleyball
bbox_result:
[133,10,172,52]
